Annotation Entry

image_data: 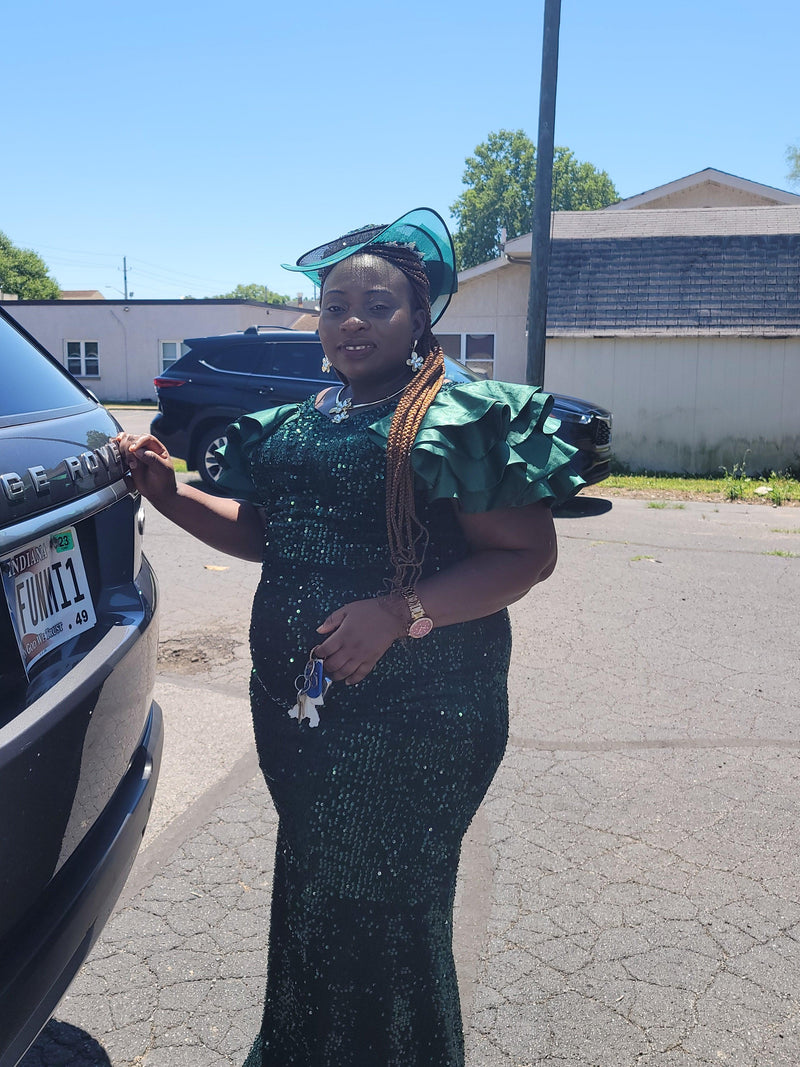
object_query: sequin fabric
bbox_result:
[241,396,510,1067]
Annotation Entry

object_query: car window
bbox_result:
[201,343,267,374]
[1,313,92,417]
[261,342,324,380]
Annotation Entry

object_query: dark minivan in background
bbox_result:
[152,328,612,489]
[0,306,162,1066]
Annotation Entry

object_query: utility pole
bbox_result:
[123,256,130,300]
[526,0,562,387]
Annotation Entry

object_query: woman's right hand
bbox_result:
[113,432,264,561]
[115,433,178,506]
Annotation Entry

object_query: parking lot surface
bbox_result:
[23,409,800,1066]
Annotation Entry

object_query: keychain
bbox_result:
[288,653,331,728]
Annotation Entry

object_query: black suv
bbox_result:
[0,307,162,1066]
[152,328,612,489]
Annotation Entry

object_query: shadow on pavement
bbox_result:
[553,494,613,519]
[20,1020,112,1067]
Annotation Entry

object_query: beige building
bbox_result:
[3,298,317,403]
[437,169,800,474]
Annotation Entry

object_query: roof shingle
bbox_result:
[545,234,800,333]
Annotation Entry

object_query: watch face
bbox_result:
[408,616,433,638]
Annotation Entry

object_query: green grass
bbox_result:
[173,459,188,473]
[764,550,799,558]
[605,472,800,505]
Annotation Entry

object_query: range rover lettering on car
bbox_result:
[0,306,162,1066]
[151,328,612,489]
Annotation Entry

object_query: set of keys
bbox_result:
[288,654,331,728]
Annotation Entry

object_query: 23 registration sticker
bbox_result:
[1,526,97,675]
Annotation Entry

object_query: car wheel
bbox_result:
[196,425,229,489]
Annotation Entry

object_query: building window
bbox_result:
[464,334,494,379]
[437,334,462,362]
[435,333,495,379]
[160,340,183,371]
[66,340,99,377]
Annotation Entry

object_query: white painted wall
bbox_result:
[437,261,529,383]
[545,335,800,474]
[4,300,311,402]
[627,183,785,209]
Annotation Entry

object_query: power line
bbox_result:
[34,249,236,293]
[24,240,287,295]
[124,262,234,290]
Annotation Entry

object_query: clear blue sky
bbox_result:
[3,0,798,301]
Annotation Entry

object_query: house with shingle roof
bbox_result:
[436,169,800,474]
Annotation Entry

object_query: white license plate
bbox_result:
[1,526,97,675]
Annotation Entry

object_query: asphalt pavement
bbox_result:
[22,409,800,1067]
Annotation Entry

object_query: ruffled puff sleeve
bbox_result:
[213,404,299,503]
[367,381,585,513]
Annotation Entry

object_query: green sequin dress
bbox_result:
[217,382,582,1067]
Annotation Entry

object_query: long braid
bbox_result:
[320,243,446,594]
[370,245,446,594]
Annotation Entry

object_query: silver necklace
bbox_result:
[329,383,407,424]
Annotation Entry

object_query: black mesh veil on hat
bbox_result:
[282,208,457,324]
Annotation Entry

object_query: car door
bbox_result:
[250,340,327,408]
[194,341,276,418]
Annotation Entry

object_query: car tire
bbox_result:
[196,424,229,489]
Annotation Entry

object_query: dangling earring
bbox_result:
[406,340,424,373]
[321,354,332,373]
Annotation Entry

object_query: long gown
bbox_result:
[218,382,582,1067]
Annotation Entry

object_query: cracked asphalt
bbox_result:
[22,411,800,1066]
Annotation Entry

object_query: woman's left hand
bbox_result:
[314,501,559,685]
[314,597,407,685]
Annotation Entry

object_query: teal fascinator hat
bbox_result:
[282,207,457,325]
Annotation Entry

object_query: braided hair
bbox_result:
[319,243,446,594]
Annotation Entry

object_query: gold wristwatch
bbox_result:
[403,590,434,638]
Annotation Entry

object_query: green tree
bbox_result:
[450,129,619,269]
[0,231,60,299]
[214,283,291,304]
[787,144,800,186]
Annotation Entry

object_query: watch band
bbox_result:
[403,590,434,638]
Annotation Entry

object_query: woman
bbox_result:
[117,208,583,1067]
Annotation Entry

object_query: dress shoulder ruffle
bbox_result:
[214,404,300,501]
[367,381,585,512]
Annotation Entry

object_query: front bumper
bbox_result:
[0,701,163,1067]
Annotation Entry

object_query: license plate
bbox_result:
[1,526,97,675]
